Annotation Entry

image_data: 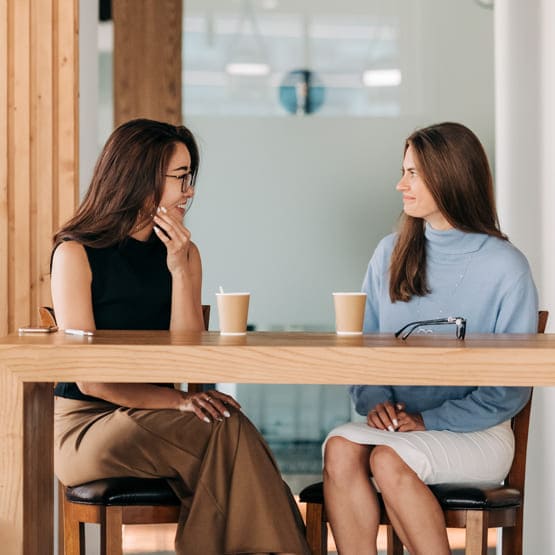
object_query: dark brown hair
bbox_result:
[389,122,506,302]
[53,118,200,250]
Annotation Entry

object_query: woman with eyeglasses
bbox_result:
[323,122,538,554]
[51,119,310,555]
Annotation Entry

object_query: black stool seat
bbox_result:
[65,477,180,506]
[299,481,521,511]
[299,482,324,504]
[428,483,521,509]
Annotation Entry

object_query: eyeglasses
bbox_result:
[165,172,195,193]
[394,316,467,340]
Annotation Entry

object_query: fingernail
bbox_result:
[388,425,394,432]
[396,403,403,410]
[224,410,231,418]
[203,416,211,423]
[160,206,167,213]
[153,225,160,233]
[393,419,399,428]
[156,206,161,213]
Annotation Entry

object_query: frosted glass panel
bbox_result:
[183,1,401,116]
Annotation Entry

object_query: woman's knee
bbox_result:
[323,437,369,481]
[217,407,251,433]
[370,445,415,491]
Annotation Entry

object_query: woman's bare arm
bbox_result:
[169,241,204,331]
[51,241,186,410]
[152,208,205,332]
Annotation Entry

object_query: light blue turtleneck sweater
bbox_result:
[350,224,538,432]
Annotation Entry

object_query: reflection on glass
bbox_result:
[237,383,352,477]
[183,1,401,116]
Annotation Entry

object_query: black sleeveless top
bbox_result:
[54,234,173,402]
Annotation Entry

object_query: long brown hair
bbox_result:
[53,118,200,250]
[389,122,506,302]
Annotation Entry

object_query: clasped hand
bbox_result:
[367,401,425,432]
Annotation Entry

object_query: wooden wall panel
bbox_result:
[0,1,77,551]
[1,0,78,334]
[54,0,78,227]
[0,0,8,336]
[9,0,31,332]
[32,0,54,315]
[113,0,182,126]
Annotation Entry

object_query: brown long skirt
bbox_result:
[54,397,310,555]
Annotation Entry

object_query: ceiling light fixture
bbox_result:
[225,62,271,76]
[362,69,402,87]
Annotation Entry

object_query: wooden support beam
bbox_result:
[113,0,182,126]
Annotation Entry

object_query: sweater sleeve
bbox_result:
[349,385,395,416]
[422,270,538,432]
[422,387,531,432]
[493,271,539,333]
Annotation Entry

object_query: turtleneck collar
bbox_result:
[424,223,489,255]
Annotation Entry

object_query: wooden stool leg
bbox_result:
[386,524,404,555]
[465,511,488,555]
[502,508,523,555]
[62,496,84,555]
[305,502,327,555]
[101,506,123,555]
[58,480,65,555]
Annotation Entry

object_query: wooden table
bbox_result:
[1,330,555,554]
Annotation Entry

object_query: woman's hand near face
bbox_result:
[152,207,193,275]
[153,207,204,331]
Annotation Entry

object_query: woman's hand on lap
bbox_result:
[366,401,425,432]
[367,401,401,431]
[179,390,242,423]
[396,409,425,432]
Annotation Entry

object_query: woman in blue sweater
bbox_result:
[323,122,538,555]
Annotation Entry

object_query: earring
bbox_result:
[133,209,146,232]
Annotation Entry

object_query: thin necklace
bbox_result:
[416,252,475,318]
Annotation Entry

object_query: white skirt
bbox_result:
[324,420,514,485]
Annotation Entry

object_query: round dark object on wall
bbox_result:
[279,69,325,115]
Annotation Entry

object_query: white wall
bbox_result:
[188,116,412,330]
[495,1,555,553]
